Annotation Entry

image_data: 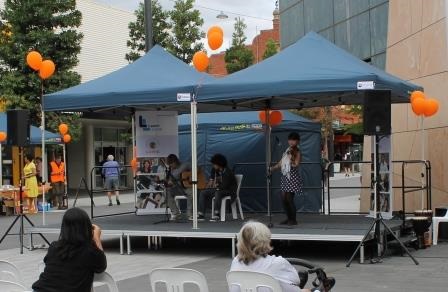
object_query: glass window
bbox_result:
[319,27,334,42]
[371,53,386,69]
[334,20,350,52]
[370,2,388,55]
[94,128,101,142]
[280,0,305,48]
[347,12,371,59]
[370,0,388,8]
[304,0,334,32]
[102,128,117,143]
[334,0,369,23]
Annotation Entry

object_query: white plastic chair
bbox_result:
[0,280,28,292]
[226,271,282,292]
[149,268,209,292]
[433,207,448,245]
[92,272,119,292]
[0,261,25,286]
[211,174,244,222]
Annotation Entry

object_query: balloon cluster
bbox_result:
[26,51,55,80]
[259,110,283,127]
[192,26,224,72]
[410,91,439,117]
[59,123,71,144]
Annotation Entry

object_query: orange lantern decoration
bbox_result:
[63,134,71,143]
[58,123,69,135]
[207,26,223,39]
[26,51,43,71]
[192,51,209,72]
[270,110,283,126]
[411,98,426,116]
[410,90,425,103]
[39,60,56,79]
[0,131,7,142]
[423,98,439,117]
[208,31,223,50]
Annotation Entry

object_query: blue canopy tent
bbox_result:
[44,45,213,114]
[42,33,422,227]
[177,111,322,212]
[0,113,61,144]
[198,32,422,109]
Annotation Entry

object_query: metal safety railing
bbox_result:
[89,165,135,219]
[325,160,432,226]
[233,161,325,213]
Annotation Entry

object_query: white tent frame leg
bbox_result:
[191,98,198,230]
[41,107,47,225]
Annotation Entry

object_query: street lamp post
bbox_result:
[144,0,153,52]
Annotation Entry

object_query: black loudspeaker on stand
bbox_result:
[0,110,49,253]
[347,91,418,266]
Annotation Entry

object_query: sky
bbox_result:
[95,0,277,51]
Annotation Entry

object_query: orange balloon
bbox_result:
[63,134,71,143]
[207,26,223,39]
[0,131,7,142]
[410,90,425,103]
[259,111,267,124]
[58,123,69,135]
[270,111,283,126]
[39,60,55,79]
[423,98,439,117]
[192,51,209,72]
[26,51,42,71]
[131,158,138,172]
[411,98,426,116]
[208,31,223,50]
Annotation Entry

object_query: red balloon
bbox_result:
[411,98,426,116]
[423,98,439,117]
[410,90,425,103]
[26,51,42,71]
[270,111,283,126]
[192,51,209,72]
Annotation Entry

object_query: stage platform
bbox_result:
[27,213,405,263]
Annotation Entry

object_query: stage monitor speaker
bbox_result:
[363,91,391,135]
[7,109,30,147]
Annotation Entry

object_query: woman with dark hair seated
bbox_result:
[32,208,107,292]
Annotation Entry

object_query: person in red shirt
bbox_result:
[50,155,65,209]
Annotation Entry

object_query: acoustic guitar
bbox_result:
[181,168,207,190]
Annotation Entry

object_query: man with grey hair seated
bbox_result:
[102,154,121,206]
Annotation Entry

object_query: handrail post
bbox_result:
[327,162,332,215]
[401,162,406,228]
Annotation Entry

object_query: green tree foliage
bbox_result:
[343,105,363,135]
[0,0,83,140]
[168,0,204,63]
[225,17,254,74]
[126,0,171,62]
[263,39,278,60]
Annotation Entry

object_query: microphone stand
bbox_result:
[267,136,281,228]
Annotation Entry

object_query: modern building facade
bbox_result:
[279,0,448,211]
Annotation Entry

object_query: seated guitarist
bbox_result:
[165,154,192,221]
[198,154,237,222]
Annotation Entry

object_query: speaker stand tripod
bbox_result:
[346,135,419,267]
[0,147,50,253]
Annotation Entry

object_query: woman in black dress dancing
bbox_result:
[270,132,303,225]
